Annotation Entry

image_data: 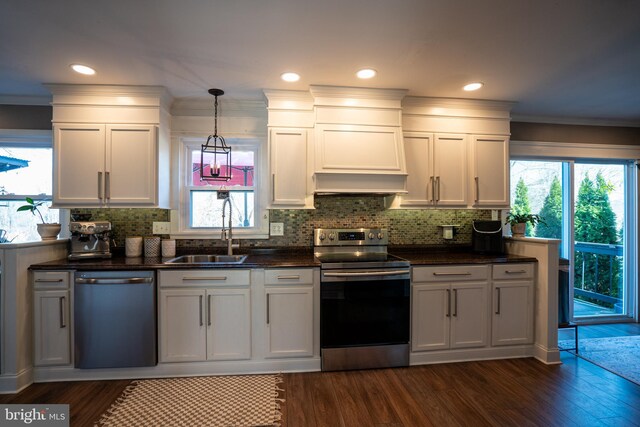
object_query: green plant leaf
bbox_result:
[25,197,34,204]
[16,205,34,212]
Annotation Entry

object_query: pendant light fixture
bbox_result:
[200,88,232,182]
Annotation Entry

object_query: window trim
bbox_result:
[170,136,269,239]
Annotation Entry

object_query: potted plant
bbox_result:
[17,197,61,240]
[505,212,544,237]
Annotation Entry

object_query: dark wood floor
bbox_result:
[2,324,639,427]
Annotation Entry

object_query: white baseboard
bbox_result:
[410,345,535,365]
[0,368,34,394]
[34,358,321,383]
[533,343,562,365]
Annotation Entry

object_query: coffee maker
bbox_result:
[68,221,112,260]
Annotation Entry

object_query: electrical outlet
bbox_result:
[492,210,499,220]
[153,222,171,234]
[270,222,284,236]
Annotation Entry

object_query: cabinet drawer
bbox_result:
[159,269,250,287]
[413,265,489,283]
[493,264,534,280]
[265,268,314,285]
[33,271,70,290]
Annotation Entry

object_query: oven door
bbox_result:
[320,269,410,349]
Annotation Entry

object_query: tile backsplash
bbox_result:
[72,195,493,250]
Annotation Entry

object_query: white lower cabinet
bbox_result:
[264,269,315,358]
[491,264,535,346]
[159,270,251,363]
[33,271,72,367]
[412,265,489,352]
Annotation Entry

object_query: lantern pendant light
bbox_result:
[200,88,232,182]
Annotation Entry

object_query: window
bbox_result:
[0,136,64,242]
[510,156,636,322]
[173,137,268,238]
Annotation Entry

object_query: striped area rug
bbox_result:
[96,374,284,427]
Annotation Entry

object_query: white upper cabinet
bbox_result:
[399,133,467,207]
[392,97,514,209]
[47,84,171,209]
[269,128,312,208]
[54,124,157,207]
[471,135,510,208]
[433,134,468,206]
[264,90,315,209]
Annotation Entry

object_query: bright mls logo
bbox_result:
[1,405,69,426]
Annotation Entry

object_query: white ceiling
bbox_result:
[2,0,640,124]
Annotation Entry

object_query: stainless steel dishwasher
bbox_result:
[74,271,157,369]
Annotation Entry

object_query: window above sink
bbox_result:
[170,136,269,240]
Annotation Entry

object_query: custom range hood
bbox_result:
[264,85,409,198]
[310,85,409,194]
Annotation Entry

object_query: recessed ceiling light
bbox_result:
[356,68,377,79]
[281,72,300,82]
[70,64,96,75]
[463,82,483,91]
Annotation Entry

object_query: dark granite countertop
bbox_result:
[29,249,320,270]
[30,246,536,270]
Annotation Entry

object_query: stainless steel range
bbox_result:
[315,228,410,371]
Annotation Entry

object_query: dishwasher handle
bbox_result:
[75,277,153,285]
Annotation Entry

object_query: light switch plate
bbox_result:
[270,222,284,236]
[153,222,171,234]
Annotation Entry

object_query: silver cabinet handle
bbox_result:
[277,275,300,280]
[271,173,276,202]
[98,171,103,200]
[432,272,472,277]
[446,289,451,317]
[324,270,410,278]
[453,289,458,317]
[75,277,153,284]
[59,296,66,328]
[105,171,111,200]
[429,176,434,203]
[505,270,527,274]
[495,287,501,315]
[35,278,64,283]
[436,176,441,202]
[199,295,204,326]
[182,277,227,281]
[475,176,479,203]
[266,293,270,324]
[207,294,212,326]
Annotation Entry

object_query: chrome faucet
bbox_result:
[221,196,234,255]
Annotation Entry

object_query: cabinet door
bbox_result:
[433,134,468,206]
[53,123,105,206]
[450,282,489,349]
[206,288,251,361]
[492,281,534,346]
[471,135,509,207]
[34,290,70,366]
[160,289,207,362]
[401,133,434,206]
[265,286,314,358]
[106,125,157,205]
[411,284,450,351]
[270,128,309,207]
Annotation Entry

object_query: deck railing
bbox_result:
[574,241,623,311]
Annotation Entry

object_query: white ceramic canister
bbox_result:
[125,236,143,257]
[161,239,176,258]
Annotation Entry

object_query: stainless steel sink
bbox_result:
[163,254,247,264]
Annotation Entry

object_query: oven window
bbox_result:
[320,279,410,347]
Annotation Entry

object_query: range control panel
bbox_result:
[313,228,388,246]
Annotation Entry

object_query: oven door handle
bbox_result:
[323,270,410,278]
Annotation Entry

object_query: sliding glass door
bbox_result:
[510,159,635,322]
